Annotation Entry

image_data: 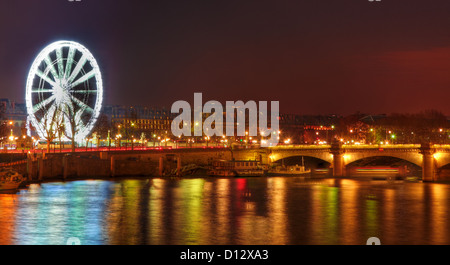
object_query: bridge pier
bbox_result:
[63,155,68,180]
[38,157,44,181]
[421,143,436,182]
[177,155,182,176]
[333,153,345,177]
[159,156,164,176]
[110,155,116,177]
[331,141,345,177]
[26,157,34,181]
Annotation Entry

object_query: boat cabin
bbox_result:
[211,160,265,170]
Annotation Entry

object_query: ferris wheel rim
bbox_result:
[25,40,103,142]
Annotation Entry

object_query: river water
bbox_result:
[1,176,449,245]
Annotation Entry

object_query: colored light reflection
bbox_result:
[14,181,110,245]
[310,181,340,244]
[3,178,450,245]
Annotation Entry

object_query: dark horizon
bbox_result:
[1,0,450,116]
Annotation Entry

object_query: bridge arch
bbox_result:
[269,150,333,165]
[342,151,423,168]
[271,154,332,169]
[433,152,450,169]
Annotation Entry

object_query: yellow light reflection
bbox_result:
[310,181,339,244]
[0,194,17,245]
[339,179,359,244]
[216,178,230,244]
[268,177,288,244]
[148,178,164,245]
[430,184,447,244]
[179,179,205,244]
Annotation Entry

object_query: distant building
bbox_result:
[0,98,28,136]
[279,114,340,144]
[102,105,174,140]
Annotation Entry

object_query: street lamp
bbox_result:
[8,135,14,151]
[115,134,122,149]
[108,130,111,150]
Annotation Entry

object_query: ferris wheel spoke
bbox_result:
[70,94,94,114]
[67,53,88,84]
[70,90,98,94]
[31,88,54,93]
[78,120,86,129]
[36,69,57,87]
[32,95,56,113]
[56,48,64,79]
[65,46,76,78]
[70,70,95,88]
[44,56,60,82]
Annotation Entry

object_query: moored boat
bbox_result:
[268,164,311,176]
[0,168,26,191]
[208,168,237,177]
[208,160,267,177]
[268,156,310,176]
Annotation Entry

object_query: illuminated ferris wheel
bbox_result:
[25,41,103,142]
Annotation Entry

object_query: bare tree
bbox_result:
[37,105,64,153]
[61,105,81,153]
[58,123,65,152]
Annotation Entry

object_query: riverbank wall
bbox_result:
[5,148,232,181]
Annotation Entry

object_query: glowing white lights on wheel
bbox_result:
[26,41,103,142]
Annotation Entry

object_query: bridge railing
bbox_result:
[268,144,424,149]
[433,144,450,148]
[268,145,331,149]
[342,144,421,149]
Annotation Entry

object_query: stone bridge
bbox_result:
[233,143,450,181]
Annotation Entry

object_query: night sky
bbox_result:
[1,0,450,115]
